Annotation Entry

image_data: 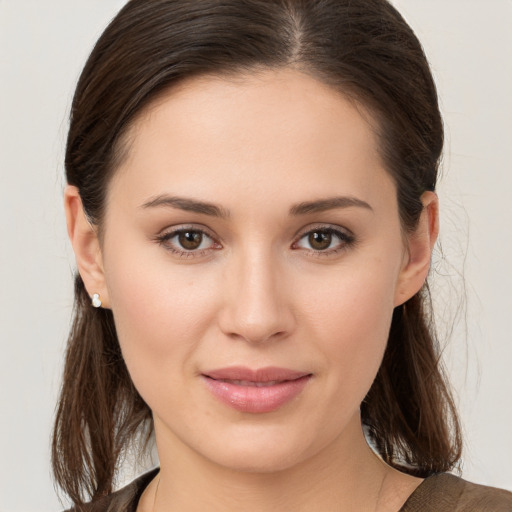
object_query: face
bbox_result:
[94,68,422,472]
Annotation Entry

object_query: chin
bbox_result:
[189,421,328,475]
[208,445,307,474]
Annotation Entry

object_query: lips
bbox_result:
[202,366,312,413]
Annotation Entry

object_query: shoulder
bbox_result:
[63,468,159,512]
[401,473,512,512]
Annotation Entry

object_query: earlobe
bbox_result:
[64,185,110,308]
[394,191,439,307]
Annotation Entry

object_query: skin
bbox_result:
[65,68,439,511]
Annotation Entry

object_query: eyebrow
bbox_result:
[140,194,373,218]
[289,196,373,215]
[140,195,230,218]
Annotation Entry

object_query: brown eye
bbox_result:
[157,227,220,256]
[294,226,354,254]
[178,231,203,250]
[308,231,332,250]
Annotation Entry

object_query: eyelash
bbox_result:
[154,225,356,259]
[293,225,356,257]
[154,226,220,259]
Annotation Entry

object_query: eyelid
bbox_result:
[156,222,217,238]
[293,223,354,241]
[292,224,356,254]
[154,224,222,256]
[153,222,355,258]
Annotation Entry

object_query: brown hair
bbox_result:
[53,0,462,506]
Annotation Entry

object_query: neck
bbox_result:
[148,414,409,512]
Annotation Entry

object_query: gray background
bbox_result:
[1,1,511,510]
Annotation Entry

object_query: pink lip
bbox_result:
[202,366,312,413]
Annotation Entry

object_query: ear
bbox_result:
[64,185,110,308]
[394,191,439,307]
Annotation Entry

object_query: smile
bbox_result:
[217,379,281,387]
[201,367,312,414]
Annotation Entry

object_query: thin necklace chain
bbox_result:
[152,474,161,512]
[150,472,387,512]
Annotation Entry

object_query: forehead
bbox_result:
[128,67,378,156]
[110,68,393,212]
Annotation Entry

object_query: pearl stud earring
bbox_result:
[91,293,102,308]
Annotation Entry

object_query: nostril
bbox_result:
[225,328,286,344]
[216,267,296,343]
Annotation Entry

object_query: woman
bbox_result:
[53,0,512,510]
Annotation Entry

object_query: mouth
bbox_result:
[214,379,285,387]
[201,366,312,414]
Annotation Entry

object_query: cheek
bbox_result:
[103,248,220,395]
[322,285,392,362]
[300,255,400,394]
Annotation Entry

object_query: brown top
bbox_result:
[400,473,512,511]
[68,469,512,511]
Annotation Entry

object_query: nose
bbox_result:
[217,246,295,344]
